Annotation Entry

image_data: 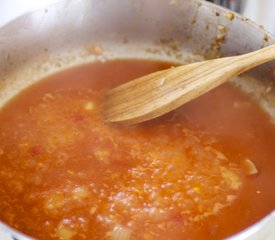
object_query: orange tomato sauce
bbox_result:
[0,60,274,240]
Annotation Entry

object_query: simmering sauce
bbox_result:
[0,60,274,240]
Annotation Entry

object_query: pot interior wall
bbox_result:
[0,0,274,116]
[0,0,274,239]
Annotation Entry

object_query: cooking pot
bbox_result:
[0,0,274,239]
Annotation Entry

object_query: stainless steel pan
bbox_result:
[0,0,274,239]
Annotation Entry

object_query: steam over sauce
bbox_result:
[0,60,275,240]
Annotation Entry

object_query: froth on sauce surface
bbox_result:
[0,60,274,240]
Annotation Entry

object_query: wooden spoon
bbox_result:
[104,44,275,124]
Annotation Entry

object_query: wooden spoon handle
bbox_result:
[224,44,275,74]
[167,44,275,103]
